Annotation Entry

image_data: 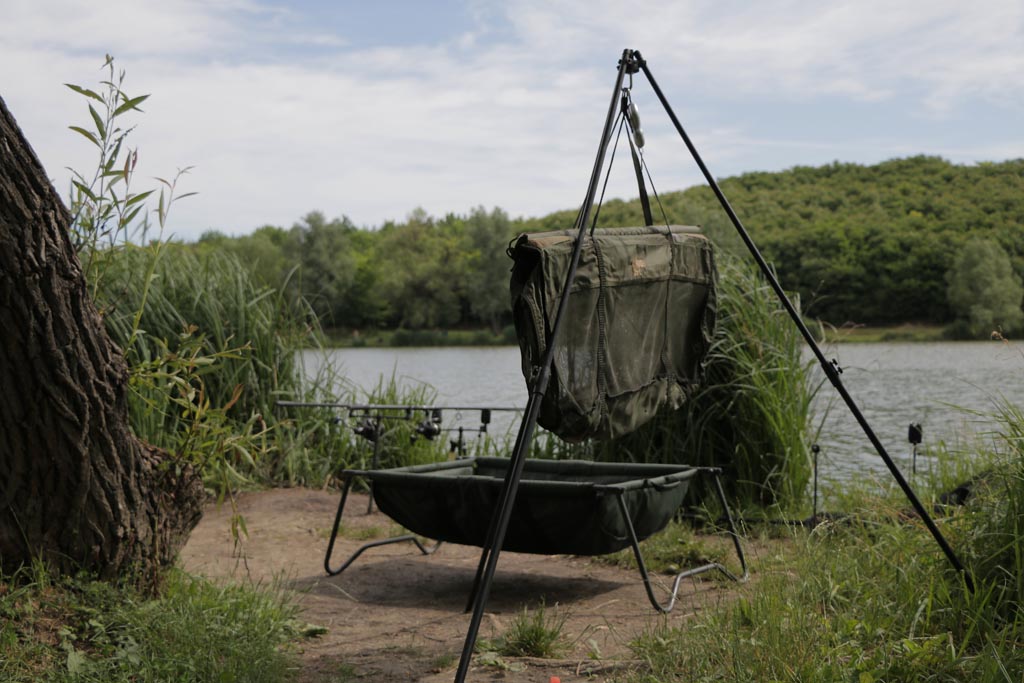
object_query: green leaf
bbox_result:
[64,83,104,103]
[124,190,154,207]
[109,138,124,164]
[123,205,144,226]
[88,104,106,139]
[71,180,98,202]
[66,647,89,674]
[113,94,150,117]
[68,126,100,147]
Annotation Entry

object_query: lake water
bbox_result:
[301,341,1024,484]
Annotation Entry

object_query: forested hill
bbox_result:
[195,156,1024,332]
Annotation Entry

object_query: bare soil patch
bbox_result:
[181,488,754,682]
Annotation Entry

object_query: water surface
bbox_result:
[301,341,1024,483]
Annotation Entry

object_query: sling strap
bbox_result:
[628,130,654,226]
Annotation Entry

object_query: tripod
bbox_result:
[453,48,971,683]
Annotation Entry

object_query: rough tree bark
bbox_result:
[0,96,204,583]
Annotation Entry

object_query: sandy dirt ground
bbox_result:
[180,488,755,682]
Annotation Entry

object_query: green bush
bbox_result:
[946,238,1024,338]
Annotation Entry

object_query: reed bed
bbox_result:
[86,238,462,493]
[89,243,448,490]
[95,244,309,418]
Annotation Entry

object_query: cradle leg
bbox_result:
[616,493,683,613]
[366,420,384,514]
[710,469,748,581]
[327,535,442,576]
[615,477,748,613]
[325,475,442,576]
[325,475,354,575]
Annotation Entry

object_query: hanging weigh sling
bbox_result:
[509,224,716,441]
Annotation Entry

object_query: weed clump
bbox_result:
[478,602,568,659]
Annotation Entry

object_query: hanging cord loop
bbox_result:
[622,88,654,226]
[589,115,625,236]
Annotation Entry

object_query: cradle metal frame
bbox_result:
[324,459,747,614]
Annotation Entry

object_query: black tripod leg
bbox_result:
[452,49,637,683]
[709,469,748,581]
[636,52,971,591]
[464,481,506,613]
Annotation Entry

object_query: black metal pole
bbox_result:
[635,51,971,589]
[365,415,383,514]
[452,49,635,683]
[463,399,535,613]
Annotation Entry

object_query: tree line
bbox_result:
[195,156,1024,336]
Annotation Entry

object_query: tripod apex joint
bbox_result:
[619,49,645,74]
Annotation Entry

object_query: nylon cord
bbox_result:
[590,114,626,235]
[634,131,672,228]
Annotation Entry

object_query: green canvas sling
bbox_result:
[509,225,716,442]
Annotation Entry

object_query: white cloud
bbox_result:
[1,0,1021,240]
[0,0,255,57]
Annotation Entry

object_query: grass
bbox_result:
[611,398,1024,683]
[0,564,300,683]
[616,518,983,682]
[478,602,569,659]
[597,520,741,576]
[96,244,310,426]
[93,243,316,491]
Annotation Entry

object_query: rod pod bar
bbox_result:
[632,49,971,590]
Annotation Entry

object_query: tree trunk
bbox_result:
[0,96,204,584]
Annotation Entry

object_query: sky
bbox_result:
[2,0,1022,242]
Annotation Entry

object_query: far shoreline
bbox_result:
[312,323,1001,349]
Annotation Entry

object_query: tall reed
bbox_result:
[91,244,319,488]
[954,397,1024,627]
[271,371,453,487]
[96,245,309,417]
[92,241,454,490]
